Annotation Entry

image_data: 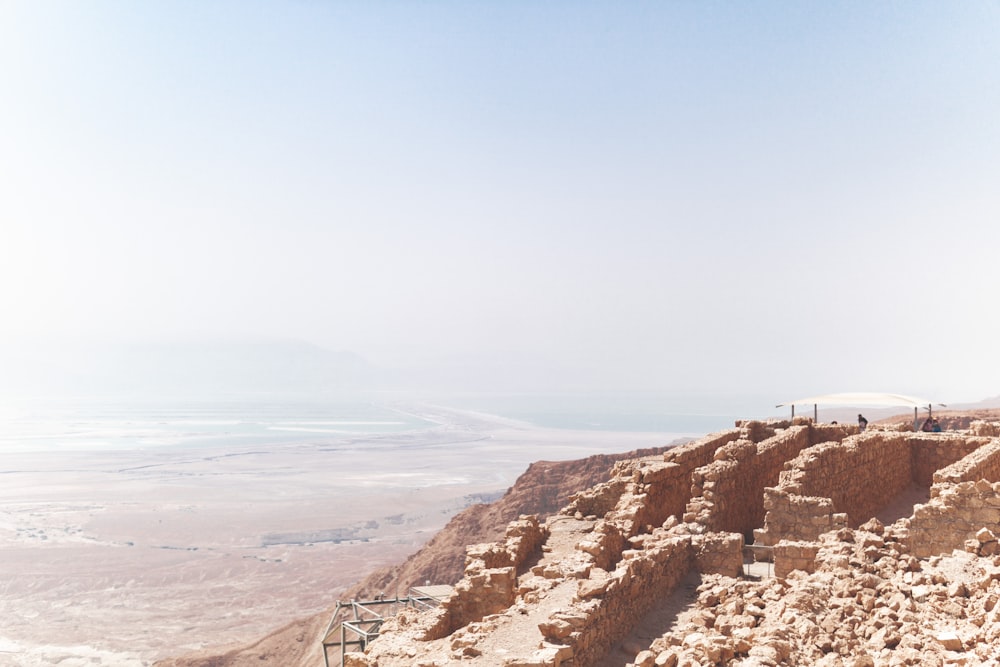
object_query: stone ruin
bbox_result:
[343,418,1000,666]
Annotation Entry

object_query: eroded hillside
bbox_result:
[155,446,675,667]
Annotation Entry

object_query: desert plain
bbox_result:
[0,403,680,666]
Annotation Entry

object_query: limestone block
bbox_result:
[747,644,780,662]
[632,649,656,667]
[681,631,706,648]
[654,650,679,667]
[537,618,574,641]
[576,576,609,600]
[502,649,560,667]
[466,543,514,569]
[934,630,962,650]
[342,653,371,667]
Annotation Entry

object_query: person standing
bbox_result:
[858,414,868,432]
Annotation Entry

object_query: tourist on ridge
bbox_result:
[858,414,868,431]
[932,418,942,432]
[922,417,934,432]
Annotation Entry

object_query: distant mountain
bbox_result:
[949,395,1000,410]
[0,337,378,397]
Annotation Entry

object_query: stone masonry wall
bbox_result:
[972,421,1000,437]
[430,516,548,638]
[773,540,821,578]
[776,432,912,527]
[809,423,856,446]
[356,421,1000,667]
[911,434,988,486]
[667,428,744,469]
[565,430,744,573]
[657,429,743,518]
[615,459,702,538]
[755,488,848,547]
[908,438,1000,558]
[909,480,1000,558]
[932,437,1000,485]
[559,527,741,666]
[540,531,702,667]
[685,426,811,539]
[566,430,740,524]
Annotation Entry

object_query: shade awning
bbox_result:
[776,392,945,409]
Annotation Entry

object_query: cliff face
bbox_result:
[155,445,674,667]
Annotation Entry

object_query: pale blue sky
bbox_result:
[2,2,999,402]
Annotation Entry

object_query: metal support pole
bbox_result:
[814,404,817,423]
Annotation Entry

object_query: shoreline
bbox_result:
[0,402,690,665]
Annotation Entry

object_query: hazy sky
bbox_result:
[2,2,999,402]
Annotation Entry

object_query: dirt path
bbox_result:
[460,516,597,665]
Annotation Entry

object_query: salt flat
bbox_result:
[0,403,679,666]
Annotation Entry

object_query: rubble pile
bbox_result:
[645,519,1000,667]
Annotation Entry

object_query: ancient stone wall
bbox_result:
[607,460,694,539]
[755,488,848,547]
[685,426,811,539]
[351,420,1000,667]
[540,532,695,666]
[972,421,1000,437]
[654,429,743,521]
[931,437,1000,485]
[692,531,744,577]
[911,434,988,486]
[773,540,820,578]
[809,423,855,445]
[566,430,739,523]
[576,517,629,572]
[539,529,743,665]
[775,432,912,527]
[909,480,1000,558]
[430,516,548,637]
[667,428,744,468]
[564,475,629,520]
[541,527,742,666]
[566,430,744,569]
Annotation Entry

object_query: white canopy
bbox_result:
[776,392,943,409]
[776,392,947,425]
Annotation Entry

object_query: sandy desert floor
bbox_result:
[0,403,681,666]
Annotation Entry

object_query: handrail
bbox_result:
[321,589,453,667]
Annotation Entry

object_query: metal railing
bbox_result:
[321,588,451,667]
[743,544,774,579]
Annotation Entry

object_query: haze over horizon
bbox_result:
[3,2,999,404]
